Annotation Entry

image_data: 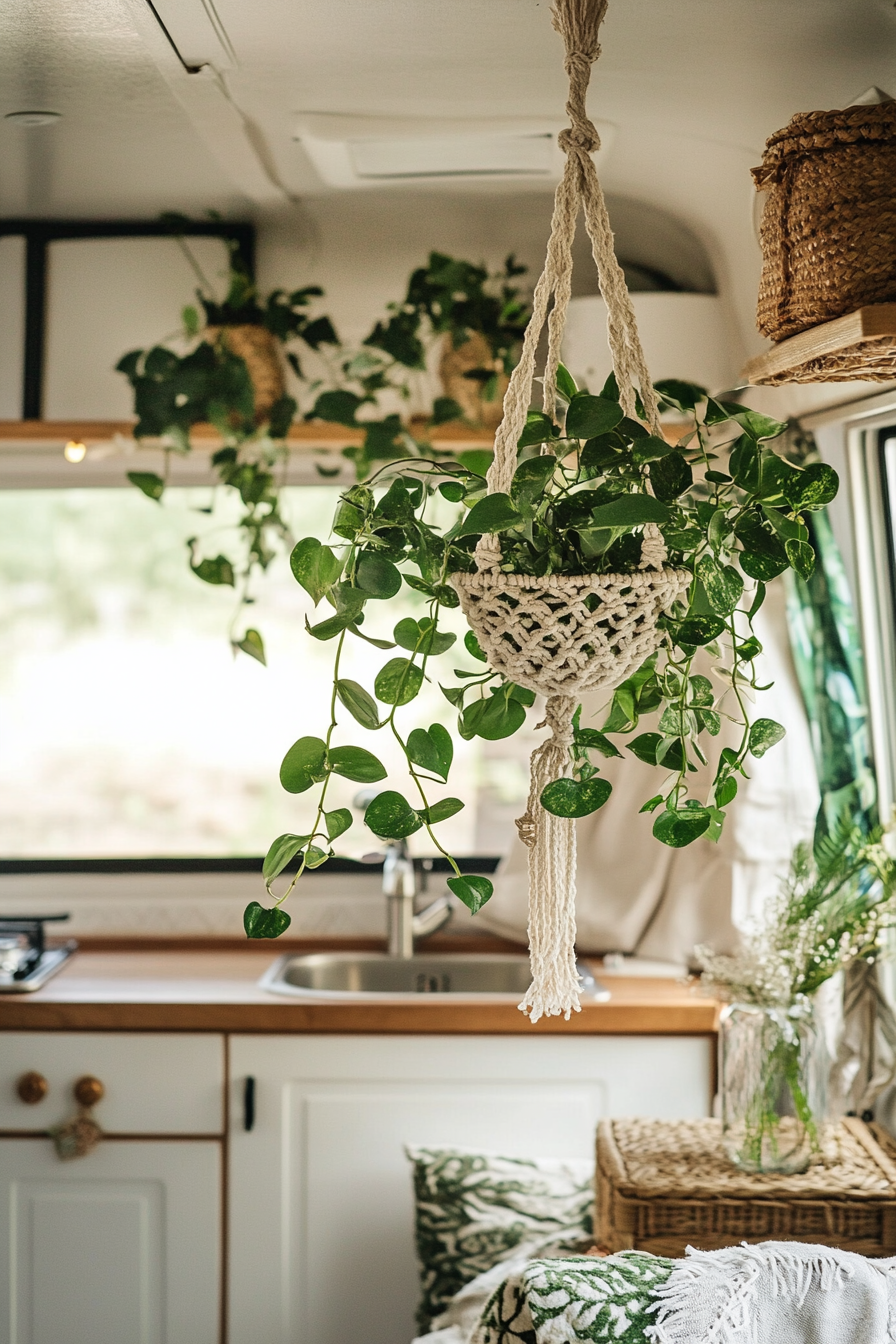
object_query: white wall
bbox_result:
[42,236,231,420]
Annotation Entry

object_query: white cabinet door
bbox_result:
[228,1033,711,1344]
[0,1138,221,1344]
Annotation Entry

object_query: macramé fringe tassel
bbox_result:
[516,695,582,1022]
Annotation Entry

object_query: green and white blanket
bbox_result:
[416,1242,896,1344]
[416,1251,671,1344]
[472,1252,672,1344]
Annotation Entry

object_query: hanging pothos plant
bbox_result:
[305,251,530,481]
[116,235,530,661]
[116,231,340,663]
[244,368,839,939]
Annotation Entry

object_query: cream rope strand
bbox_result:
[458,0,683,1020]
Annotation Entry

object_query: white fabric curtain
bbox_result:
[478,579,820,964]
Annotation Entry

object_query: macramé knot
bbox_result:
[537,695,577,750]
[473,535,504,574]
[638,522,668,571]
[558,121,601,155]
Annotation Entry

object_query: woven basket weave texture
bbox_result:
[753,103,896,341]
[452,569,690,699]
[597,1117,896,1258]
[204,324,286,423]
[755,336,896,386]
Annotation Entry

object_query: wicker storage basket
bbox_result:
[753,103,896,342]
[597,1117,896,1258]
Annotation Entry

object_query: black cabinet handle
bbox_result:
[243,1076,256,1131]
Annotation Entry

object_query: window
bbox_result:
[0,483,534,859]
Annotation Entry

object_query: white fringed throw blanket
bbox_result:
[415,1241,896,1344]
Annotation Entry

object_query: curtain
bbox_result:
[785,496,896,1122]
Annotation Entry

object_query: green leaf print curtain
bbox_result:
[784,508,877,841]
[784,432,895,1117]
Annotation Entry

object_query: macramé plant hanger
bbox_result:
[451,0,692,1019]
[251,0,840,1024]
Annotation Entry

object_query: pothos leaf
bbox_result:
[696,555,744,618]
[328,746,387,782]
[540,776,612,817]
[190,553,235,586]
[421,797,464,824]
[355,552,402,599]
[280,736,328,793]
[652,807,712,847]
[336,679,381,729]
[447,873,493,913]
[749,717,786,758]
[324,808,353,840]
[127,470,165,501]
[244,901,292,938]
[233,628,266,664]
[460,693,526,741]
[263,833,312,882]
[375,657,425,705]
[363,790,422,839]
[565,393,623,438]
[453,493,523,538]
[785,538,816,580]
[464,632,488,663]
[672,616,727,647]
[407,725,454,779]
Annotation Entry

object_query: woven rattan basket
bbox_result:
[597,1117,896,1258]
[204,323,286,423]
[753,102,896,342]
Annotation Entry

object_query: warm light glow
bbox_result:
[63,441,87,463]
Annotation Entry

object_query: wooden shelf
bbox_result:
[742,304,896,387]
[0,418,496,450]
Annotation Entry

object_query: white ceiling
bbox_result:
[0,0,894,367]
[0,0,892,216]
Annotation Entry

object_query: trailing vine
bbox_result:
[116,237,531,661]
[244,370,839,937]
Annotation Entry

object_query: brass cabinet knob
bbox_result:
[73,1075,105,1108]
[17,1071,48,1105]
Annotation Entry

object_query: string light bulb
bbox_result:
[64,440,87,463]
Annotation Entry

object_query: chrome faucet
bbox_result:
[382,841,453,958]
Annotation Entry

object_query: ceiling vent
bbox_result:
[295,116,614,189]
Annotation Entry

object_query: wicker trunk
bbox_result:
[597,1117,896,1258]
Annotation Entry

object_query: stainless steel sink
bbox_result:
[259,952,609,1000]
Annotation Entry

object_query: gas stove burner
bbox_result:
[0,914,76,992]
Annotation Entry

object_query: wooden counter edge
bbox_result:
[0,999,720,1034]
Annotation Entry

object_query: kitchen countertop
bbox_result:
[0,950,719,1034]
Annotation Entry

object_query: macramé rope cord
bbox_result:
[462,0,681,1023]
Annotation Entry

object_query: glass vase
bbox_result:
[719,1001,827,1174]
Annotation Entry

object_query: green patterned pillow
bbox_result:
[406,1145,594,1332]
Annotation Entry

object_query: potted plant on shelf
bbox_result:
[116,232,340,662]
[115,241,531,656]
[303,250,531,480]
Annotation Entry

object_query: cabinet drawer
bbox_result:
[0,1033,224,1134]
